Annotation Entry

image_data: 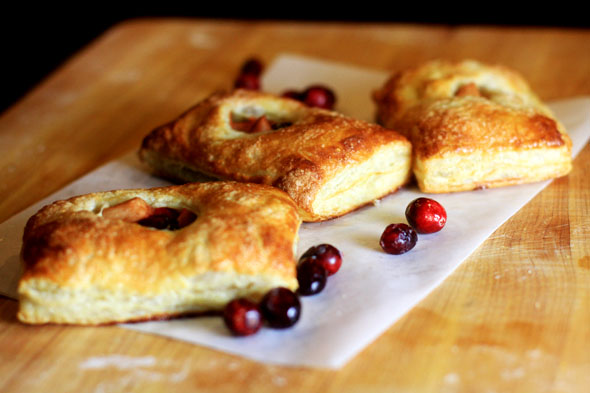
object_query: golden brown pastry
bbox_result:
[139,89,412,222]
[18,182,300,325]
[373,59,572,193]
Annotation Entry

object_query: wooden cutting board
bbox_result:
[1,19,589,393]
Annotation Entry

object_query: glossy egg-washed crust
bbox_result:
[18,182,301,325]
[139,89,411,221]
[373,59,572,192]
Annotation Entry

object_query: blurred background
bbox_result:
[2,6,588,114]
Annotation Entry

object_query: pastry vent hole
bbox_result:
[101,197,197,231]
[230,111,294,134]
[454,83,494,99]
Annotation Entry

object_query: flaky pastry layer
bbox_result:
[373,59,572,193]
[18,182,300,325]
[139,89,412,221]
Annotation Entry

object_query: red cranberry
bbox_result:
[177,209,197,229]
[405,198,447,234]
[137,207,180,230]
[234,73,260,90]
[302,85,336,110]
[137,207,197,230]
[281,90,303,100]
[240,58,264,76]
[300,244,342,276]
[380,223,417,255]
[223,298,263,336]
[297,260,327,296]
[260,287,301,329]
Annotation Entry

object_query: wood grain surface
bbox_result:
[1,19,589,393]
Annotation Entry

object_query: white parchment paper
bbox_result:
[1,55,589,369]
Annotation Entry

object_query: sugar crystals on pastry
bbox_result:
[18,182,300,325]
[139,89,412,222]
[373,59,572,193]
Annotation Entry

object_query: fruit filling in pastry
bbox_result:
[101,197,197,230]
[230,112,293,133]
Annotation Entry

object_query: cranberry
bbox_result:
[405,198,447,234]
[240,58,264,76]
[302,85,336,110]
[281,90,303,100]
[300,244,342,276]
[177,209,197,229]
[380,223,417,255]
[260,287,301,329]
[136,207,197,230]
[297,260,327,296]
[137,207,180,230]
[223,298,262,336]
[234,73,260,90]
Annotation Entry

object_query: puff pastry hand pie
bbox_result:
[139,89,412,221]
[18,182,300,325]
[373,59,572,193]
